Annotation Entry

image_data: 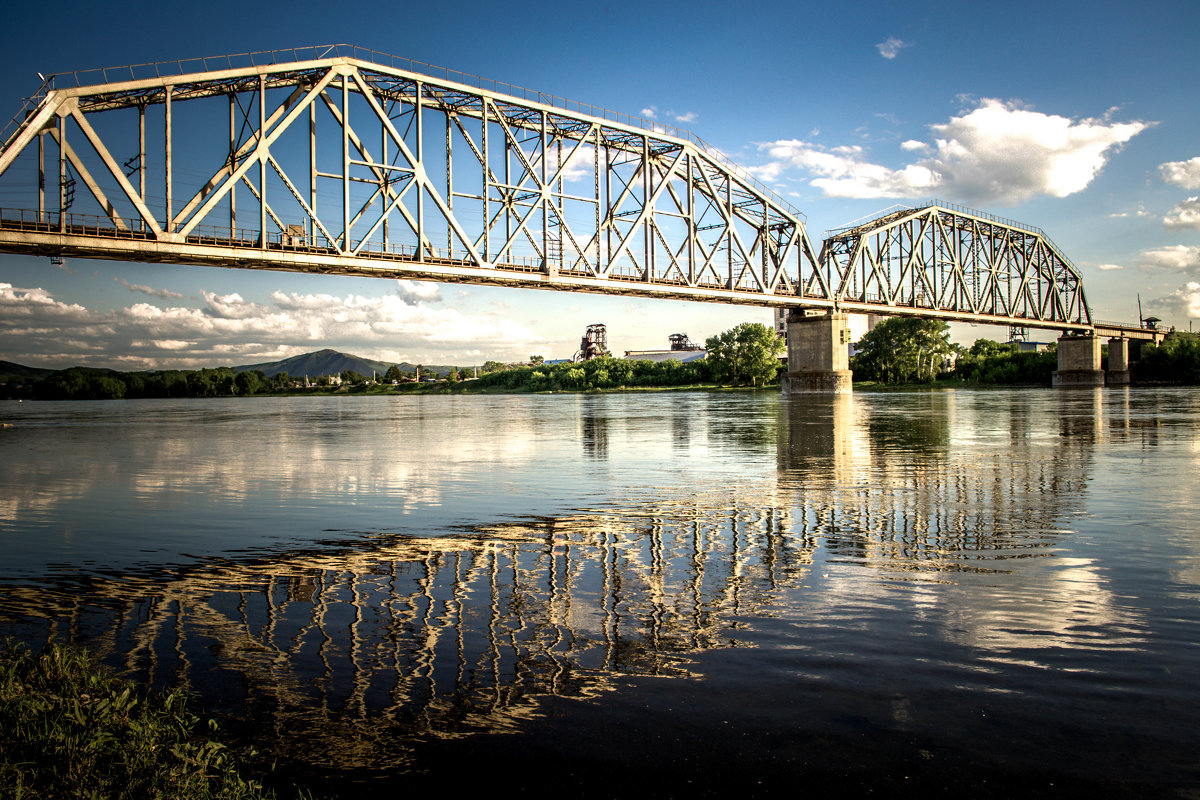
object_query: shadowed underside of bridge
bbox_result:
[0,45,1146,336]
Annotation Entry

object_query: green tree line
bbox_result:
[31,367,297,400]
[470,354,712,392]
[7,322,787,400]
[468,322,781,392]
[17,360,722,400]
[13,324,1198,398]
[951,339,1059,385]
[948,331,1200,385]
[851,318,1058,385]
[1135,331,1200,383]
[850,317,955,384]
[854,318,1200,386]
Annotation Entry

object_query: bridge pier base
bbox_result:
[1053,334,1105,387]
[1107,338,1131,386]
[781,310,852,394]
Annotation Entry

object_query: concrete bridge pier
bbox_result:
[1107,338,1130,386]
[1053,334,1105,387]
[781,310,852,394]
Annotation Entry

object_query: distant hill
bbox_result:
[0,360,55,383]
[234,349,395,379]
[234,349,458,378]
[0,350,462,382]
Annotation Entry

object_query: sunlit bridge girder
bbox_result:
[0,45,1114,331]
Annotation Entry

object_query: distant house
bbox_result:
[622,332,706,364]
[622,349,707,364]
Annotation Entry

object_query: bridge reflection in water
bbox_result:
[0,392,1115,787]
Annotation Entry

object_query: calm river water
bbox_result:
[2,388,1199,798]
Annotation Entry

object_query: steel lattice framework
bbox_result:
[0,45,1119,333]
[816,202,1093,329]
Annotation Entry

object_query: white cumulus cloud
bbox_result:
[201,291,270,320]
[752,98,1149,206]
[1160,157,1200,189]
[749,139,938,197]
[1164,197,1200,230]
[1138,245,1200,273]
[637,105,696,127]
[1153,282,1200,319]
[395,279,441,304]
[1096,263,1124,271]
[0,282,93,324]
[0,281,551,370]
[1109,203,1150,218]
[543,142,595,183]
[876,37,910,59]
[115,278,184,299]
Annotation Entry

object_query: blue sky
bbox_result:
[1,0,1198,368]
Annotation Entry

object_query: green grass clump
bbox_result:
[0,640,305,800]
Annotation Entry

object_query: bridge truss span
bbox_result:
[817,203,1093,330]
[0,51,817,306]
[0,47,1116,333]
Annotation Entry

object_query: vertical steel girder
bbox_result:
[0,48,1094,330]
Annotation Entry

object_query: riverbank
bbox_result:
[0,641,311,799]
[281,380,778,397]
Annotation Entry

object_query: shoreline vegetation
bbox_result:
[3,325,1198,402]
[0,640,311,799]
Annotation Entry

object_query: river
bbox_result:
[1,388,1198,798]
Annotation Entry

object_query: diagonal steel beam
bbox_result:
[317,90,430,256]
[352,69,484,266]
[49,127,129,232]
[0,97,60,178]
[171,84,307,229]
[265,154,338,247]
[178,68,339,238]
[67,105,159,235]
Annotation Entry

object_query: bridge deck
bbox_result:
[0,210,1157,340]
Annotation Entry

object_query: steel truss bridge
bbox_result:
[0,45,1151,338]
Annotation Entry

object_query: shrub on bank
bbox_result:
[469,355,714,392]
[951,340,1058,385]
[0,640,308,799]
[1135,332,1200,383]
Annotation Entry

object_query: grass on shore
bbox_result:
[0,640,310,800]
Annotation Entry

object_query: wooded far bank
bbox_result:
[3,322,1198,401]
